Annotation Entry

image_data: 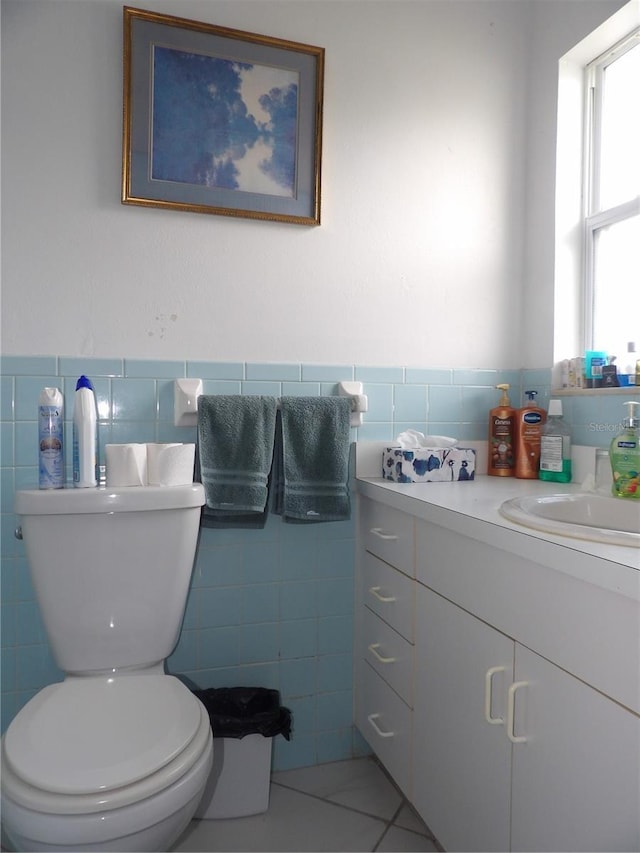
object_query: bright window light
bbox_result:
[585,34,640,358]
[598,42,640,210]
[592,215,640,351]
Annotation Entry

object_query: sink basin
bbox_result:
[499,493,640,548]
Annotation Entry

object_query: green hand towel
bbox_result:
[197,395,277,528]
[274,396,351,522]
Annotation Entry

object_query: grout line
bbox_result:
[270,777,437,847]
[372,822,391,852]
[376,823,442,853]
[365,758,442,847]
[269,779,387,825]
[372,799,405,852]
[389,800,405,824]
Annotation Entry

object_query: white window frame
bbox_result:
[554,0,640,363]
[583,30,640,349]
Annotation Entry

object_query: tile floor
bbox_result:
[172,756,441,852]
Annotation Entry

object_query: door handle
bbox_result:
[367,713,395,738]
[369,586,396,603]
[507,680,529,743]
[484,666,506,725]
[370,527,398,541]
[368,643,396,664]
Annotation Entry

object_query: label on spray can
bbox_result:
[39,388,64,489]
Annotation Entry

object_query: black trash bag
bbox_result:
[193,686,292,741]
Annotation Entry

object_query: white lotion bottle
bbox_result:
[623,342,637,386]
[72,375,98,487]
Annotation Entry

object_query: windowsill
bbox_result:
[552,386,639,396]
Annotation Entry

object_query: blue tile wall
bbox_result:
[1,356,637,770]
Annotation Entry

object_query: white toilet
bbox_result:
[1,484,213,852]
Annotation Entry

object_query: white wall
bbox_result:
[0,0,624,368]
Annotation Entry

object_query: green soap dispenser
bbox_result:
[610,401,640,499]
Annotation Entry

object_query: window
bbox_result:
[554,1,640,368]
[584,31,640,355]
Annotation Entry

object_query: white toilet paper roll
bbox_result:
[105,444,148,487]
[146,443,182,486]
[147,443,195,486]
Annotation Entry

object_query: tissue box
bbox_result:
[382,447,476,483]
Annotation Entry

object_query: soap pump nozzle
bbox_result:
[495,383,510,406]
[524,390,538,403]
[622,401,639,429]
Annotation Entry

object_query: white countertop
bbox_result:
[356,474,640,600]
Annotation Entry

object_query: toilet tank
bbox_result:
[14,484,205,674]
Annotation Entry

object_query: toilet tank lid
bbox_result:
[15,483,205,515]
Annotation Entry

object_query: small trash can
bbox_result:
[192,686,292,819]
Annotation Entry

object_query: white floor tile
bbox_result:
[171,757,443,853]
[376,826,439,852]
[172,784,387,852]
[271,756,402,821]
[393,802,432,836]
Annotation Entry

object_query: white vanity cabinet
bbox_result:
[414,583,640,852]
[355,498,415,795]
[355,486,640,852]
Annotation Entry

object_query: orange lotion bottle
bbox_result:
[514,390,547,479]
[488,384,516,476]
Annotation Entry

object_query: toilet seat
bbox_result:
[2,675,211,814]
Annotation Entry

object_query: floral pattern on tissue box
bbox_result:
[382,447,476,483]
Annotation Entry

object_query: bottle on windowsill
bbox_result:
[620,342,637,387]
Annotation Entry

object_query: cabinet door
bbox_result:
[511,644,640,852]
[413,585,514,852]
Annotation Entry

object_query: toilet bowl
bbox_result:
[2,675,213,852]
[1,484,211,852]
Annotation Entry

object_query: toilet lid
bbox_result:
[4,675,202,795]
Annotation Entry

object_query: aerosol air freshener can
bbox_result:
[39,387,64,489]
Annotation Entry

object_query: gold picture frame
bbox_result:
[122,7,324,225]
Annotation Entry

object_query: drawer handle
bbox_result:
[370,527,398,541]
[484,666,506,725]
[367,713,395,738]
[368,643,396,664]
[507,681,529,744]
[369,586,396,603]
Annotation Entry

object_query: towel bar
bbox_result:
[174,379,368,427]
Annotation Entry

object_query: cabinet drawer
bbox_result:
[363,606,414,706]
[363,551,415,642]
[357,660,412,796]
[360,497,414,576]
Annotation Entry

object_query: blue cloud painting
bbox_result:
[151,46,299,197]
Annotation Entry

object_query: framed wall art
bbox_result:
[122,7,324,225]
